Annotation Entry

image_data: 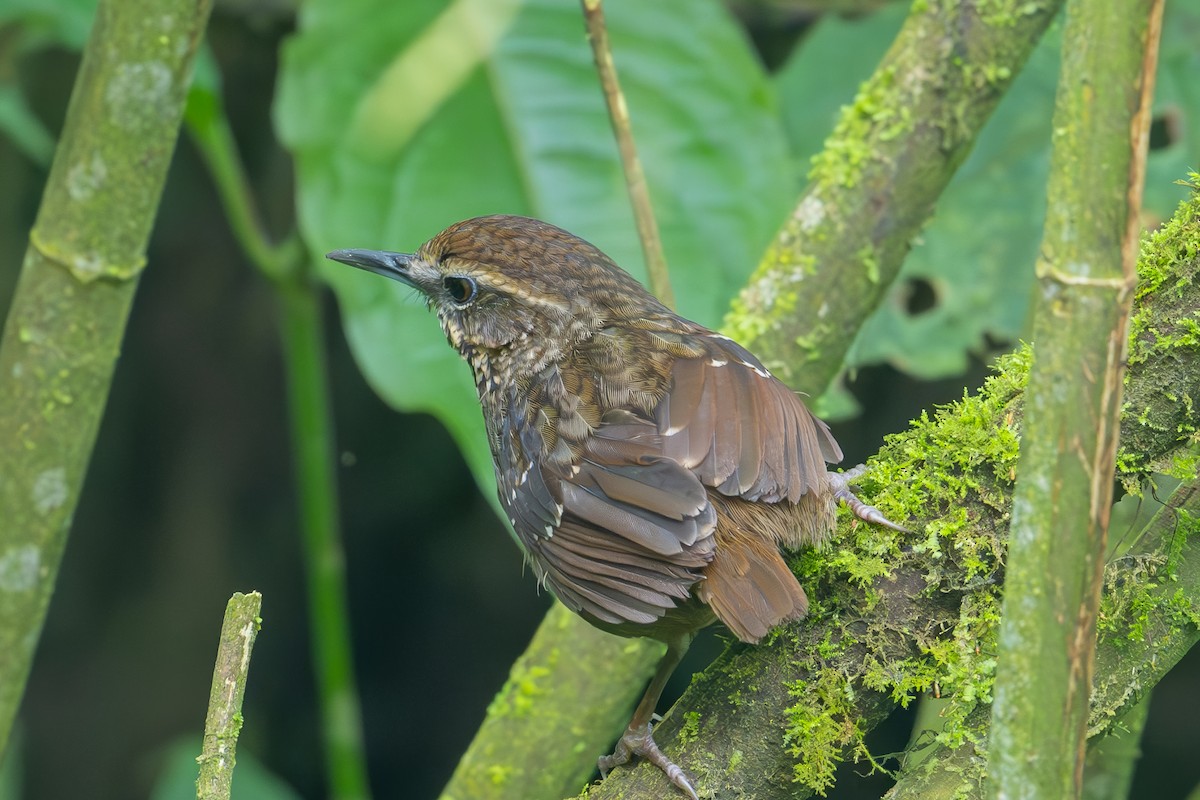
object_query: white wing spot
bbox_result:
[709,358,727,367]
[739,359,772,378]
[707,333,735,342]
[544,525,554,537]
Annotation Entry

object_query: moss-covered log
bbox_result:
[587,182,1200,799]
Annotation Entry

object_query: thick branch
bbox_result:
[726,0,1064,395]
[439,604,663,800]
[0,0,213,757]
[887,474,1200,799]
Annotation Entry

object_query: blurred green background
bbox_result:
[0,0,1197,798]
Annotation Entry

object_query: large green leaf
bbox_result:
[276,0,794,501]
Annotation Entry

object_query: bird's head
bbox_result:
[327,215,667,380]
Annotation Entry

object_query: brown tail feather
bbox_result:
[697,533,808,644]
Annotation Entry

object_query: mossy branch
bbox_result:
[725,0,1064,396]
[197,592,263,800]
[0,0,213,758]
[438,604,664,800]
[586,182,1200,799]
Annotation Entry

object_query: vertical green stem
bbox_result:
[277,277,372,800]
[0,0,213,757]
[186,92,372,799]
[987,1,1163,797]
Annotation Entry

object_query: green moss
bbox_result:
[486,654,556,719]
[723,258,805,358]
[677,711,702,746]
[809,66,911,191]
[1120,174,1200,483]
[778,348,1029,792]
[783,669,861,793]
[1099,504,1200,648]
[484,763,515,787]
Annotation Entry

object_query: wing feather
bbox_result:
[499,330,842,632]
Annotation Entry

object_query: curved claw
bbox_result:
[829,465,910,533]
[598,722,698,800]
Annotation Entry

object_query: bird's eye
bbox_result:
[443,276,476,304]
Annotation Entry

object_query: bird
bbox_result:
[327,215,902,798]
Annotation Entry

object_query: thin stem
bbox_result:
[197,592,263,800]
[279,278,372,800]
[580,0,674,309]
[185,93,302,280]
[185,89,372,800]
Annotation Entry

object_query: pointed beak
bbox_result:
[325,249,417,287]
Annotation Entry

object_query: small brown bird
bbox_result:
[328,215,900,798]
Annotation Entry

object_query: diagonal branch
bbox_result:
[726,0,1064,395]
[0,0,214,757]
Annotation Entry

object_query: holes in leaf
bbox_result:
[1149,108,1181,151]
[902,277,938,316]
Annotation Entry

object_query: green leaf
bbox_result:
[276,0,794,506]
[0,0,96,162]
[149,738,301,800]
[0,0,95,49]
[0,84,53,164]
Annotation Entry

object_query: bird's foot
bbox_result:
[830,465,909,532]
[598,721,698,800]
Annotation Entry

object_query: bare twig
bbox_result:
[197,592,263,800]
[580,0,674,308]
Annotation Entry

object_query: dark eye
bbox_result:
[443,275,476,304]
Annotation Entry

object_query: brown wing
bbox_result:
[498,376,717,628]
[500,333,840,633]
[657,334,841,503]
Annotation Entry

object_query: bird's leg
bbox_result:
[598,632,698,800]
[829,464,909,532]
